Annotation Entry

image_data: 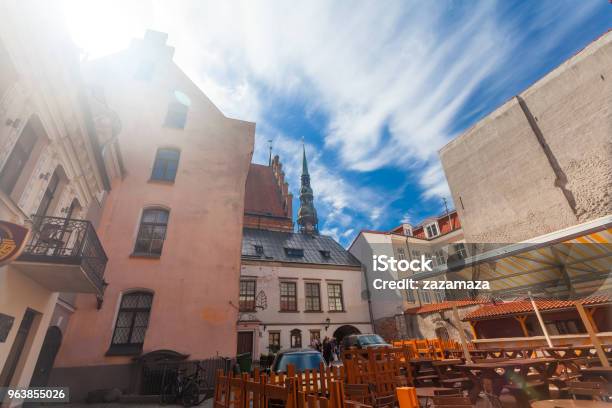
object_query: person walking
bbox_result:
[322,337,333,365]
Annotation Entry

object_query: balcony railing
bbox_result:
[17,215,108,294]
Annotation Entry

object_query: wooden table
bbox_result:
[459,358,558,408]
[531,399,611,408]
[581,367,612,382]
[415,387,457,408]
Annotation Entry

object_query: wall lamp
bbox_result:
[324,318,331,331]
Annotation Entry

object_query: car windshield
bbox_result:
[276,352,324,372]
[358,335,386,345]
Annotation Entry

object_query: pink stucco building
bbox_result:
[49,31,254,400]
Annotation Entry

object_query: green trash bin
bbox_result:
[236,352,252,373]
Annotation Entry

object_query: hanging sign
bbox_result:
[0,221,29,266]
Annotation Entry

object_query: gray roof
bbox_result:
[242,228,361,267]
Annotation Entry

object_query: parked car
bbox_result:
[270,348,326,373]
[342,334,390,350]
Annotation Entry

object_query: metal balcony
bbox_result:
[14,215,108,296]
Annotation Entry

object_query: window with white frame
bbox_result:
[396,247,406,260]
[425,223,440,238]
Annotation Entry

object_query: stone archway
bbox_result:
[332,325,361,343]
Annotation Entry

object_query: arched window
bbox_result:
[163,90,190,129]
[290,329,302,348]
[151,148,180,182]
[109,291,153,354]
[134,208,169,256]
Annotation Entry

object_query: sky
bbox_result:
[60,0,610,246]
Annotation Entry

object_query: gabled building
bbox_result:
[349,210,467,340]
[46,31,255,401]
[237,148,372,358]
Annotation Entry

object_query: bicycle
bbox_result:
[160,361,213,407]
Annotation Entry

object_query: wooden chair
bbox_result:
[264,378,297,408]
[431,395,473,408]
[214,369,230,408]
[245,375,266,408]
[343,384,371,405]
[432,360,471,391]
[568,381,612,401]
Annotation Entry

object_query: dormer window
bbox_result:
[425,222,440,239]
[320,250,331,258]
[284,247,304,257]
[254,245,264,255]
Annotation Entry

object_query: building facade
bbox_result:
[0,2,120,405]
[48,31,255,401]
[238,150,372,359]
[349,211,467,340]
[439,31,612,243]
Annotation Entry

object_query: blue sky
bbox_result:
[61,0,610,246]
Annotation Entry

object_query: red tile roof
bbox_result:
[463,295,612,321]
[244,164,287,218]
[405,300,486,315]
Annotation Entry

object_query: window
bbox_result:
[433,291,445,303]
[268,332,281,353]
[134,208,169,256]
[110,292,153,353]
[0,123,38,194]
[433,249,446,266]
[327,283,344,312]
[453,243,468,259]
[290,329,302,348]
[411,250,421,259]
[34,171,60,218]
[397,247,406,260]
[406,289,415,303]
[164,91,190,129]
[254,245,264,255]
[151,148,180,182]
[319,250,331,258]
[280,282,297,311]
[310,330,321,345]
[305,282,321,312]
[239,280,256,311]
[425,223,439,238]
[284,247,304,257]
[420,290,432,304]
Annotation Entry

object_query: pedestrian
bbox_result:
[322,337,333,365]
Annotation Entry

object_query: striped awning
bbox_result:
[413,216,612,299]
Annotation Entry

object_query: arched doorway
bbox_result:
[332,325,361,343]
[29,326,62,387]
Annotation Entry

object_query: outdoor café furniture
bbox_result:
[432,359,471,391]
[412,359,439,386]
[431,395,472,408]
[581,367,612,383]
[531,399,611,408]
[458,357,558,408]
[567,381,612,400]
[416,387,460,408]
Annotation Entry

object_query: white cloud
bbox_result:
[61,0,601,237]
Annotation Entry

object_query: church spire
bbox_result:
[297,142,318,234]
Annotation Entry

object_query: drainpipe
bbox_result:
[362,264,376,333]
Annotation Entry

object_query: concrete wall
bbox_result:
[240,261,372,356]
[53,32,254,388]
[440,31,612,243]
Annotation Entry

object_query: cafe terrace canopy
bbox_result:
[413,215,612,299]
